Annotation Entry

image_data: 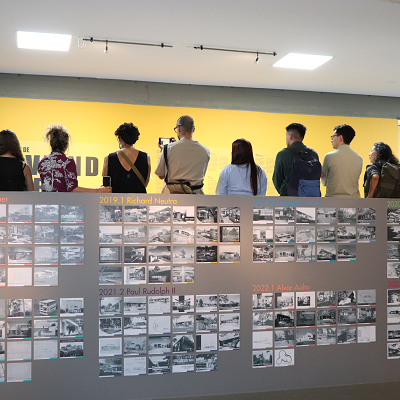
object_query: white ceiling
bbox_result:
[2,0,400,97]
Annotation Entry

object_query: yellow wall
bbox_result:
[1,97,397,196]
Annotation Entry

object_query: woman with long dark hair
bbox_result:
[215,139,267,195]
[364,141,399,198]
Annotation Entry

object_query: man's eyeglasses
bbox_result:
[330,134,338,139]
[174,124,181,132]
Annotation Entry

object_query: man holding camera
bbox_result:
[155,115,210,194]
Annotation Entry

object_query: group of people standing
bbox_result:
[0,116,397,198]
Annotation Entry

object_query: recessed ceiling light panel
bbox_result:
[273,53,332,70]
[17,31,72,51]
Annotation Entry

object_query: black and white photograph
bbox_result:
[220,207,240,224]
[196,314,218,332]
[172,265,194,283]
[337,225,356,242]
[34,246,58,264]
[0,204,6,222]
[296,310,316,327]
[124,336,146,355]
[358,326,376,343]
[124,297,146,315]
[220,226,240,243]
[337,290,356,306]
[148,355,171,374]
[0,226,5,243]
[275,207,294,224]
[60,319,83,337]
[0,299,4,317]
[172,354,195,373]
[357,290,376,306]
[148,335,171,354]
[173,246,195,263]
[124,245,147,264]
[196,245,218,263]
[173,206,195,223]
[60,245,84,264]
[274,245,295,262]
[337,208,357,224]
[149,265,171,283]
[337,308,356,325]
[99,297,122,315]
[296,292,316,308]
[0,247,5,264]
[296,226,315,243]
[8,246,33,265]
[60,298,84,317]
[148,316,171,334]
[34,340,58,360]
[172,295,195,313]
[337,244,356,261]
[124,266,146,285]
[317,244,336,261]
[172,226,195,244]
[34,319,58,338]
[8,267,32,287]
[357,226,376,242]
[196,353,217,372]
[219,332,240,350]
[0,321,4,340]
[99,266,122,285]
[8,298,32,318]
[0,343,3,361]
[388,324,400,341]
[337,326,356,344]
[5,341,30,361]
[253,312,273,330]
[317,309,336,326]
[296,328,316,346]
[196,226,218,243]
[388,289,400,305]
[253,293,273,310]
[6,361,31,382]
[358,208,376,224]
[148,296,171,314]
[253,207,274,224]
[317,327,336,345]
[275,226,294,243]
[99,357,121,376]
[124,206,147,223]
[124,357,146,376]
[99,337,122,357]
[219,245,240,263]
[99,246,122,264]
[274,311,295,328]
[388,243,400,260]
[219,313,240,331]
[99,317,122,336]
[316,226,336,242]
[388,343,400,359]
[0,268,4,286]
[274,329,295,348]
[34,204,59,223]
[60,225,84,243]
[34,298,57,317]
[296,245,316,262]
[296,208,316,224]
[275,348,294,367]
[275,292,294,309]
[197,206,218,224]
[252,245,272,262]
[172,334,194,352]
[35,225,58,244]
[7,320,32,339]
[149,226,171,243]
[358,307,376,324]
[253,226,273,243]
[34,267,58,286]
[388,225,400,242]
[173,315,194,333]
[252,331,273,349]
[388,208,400,224]
[148,245,171,263]
[99,225,123,244]
[149,206,171,224]
[61,205,84,223]
[219,294,240,312]
[8,204,32,223]
[8,225,32,243]
[196,295,218,312]
[99,205,122,223]
[124,316,147,335]
[253,350,273,368]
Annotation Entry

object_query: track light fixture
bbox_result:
[194,45,276,62]
[254,52,259,65]
[104,40,108,54]
[78,37,173,51]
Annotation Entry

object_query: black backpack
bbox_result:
[373,162,400,198]
[286,147,321,197]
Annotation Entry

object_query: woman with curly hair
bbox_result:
[0,129,35,191]
[38,124,111,193]
[102,123,150,193]
[364,142,399,198]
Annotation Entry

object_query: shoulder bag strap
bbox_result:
[117,150,146,187]
[163,144,170,184]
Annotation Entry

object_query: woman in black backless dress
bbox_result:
[102,123,151,193]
